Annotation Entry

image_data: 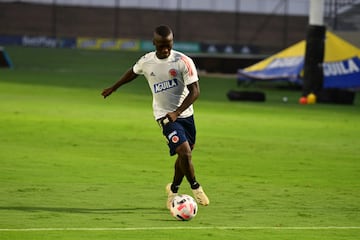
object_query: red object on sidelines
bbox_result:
[299,96,308,104]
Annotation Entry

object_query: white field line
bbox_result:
[1,226,360,232]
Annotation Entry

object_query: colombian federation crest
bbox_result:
[169,68,178,78]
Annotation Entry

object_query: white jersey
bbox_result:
[133,50,199,120]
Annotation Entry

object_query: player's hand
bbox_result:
[101,87,114,98]
[166,111,180,122]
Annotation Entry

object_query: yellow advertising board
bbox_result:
[77,38,140,51]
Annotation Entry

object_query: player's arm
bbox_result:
[101,68,138,98]
[166,81,200,122]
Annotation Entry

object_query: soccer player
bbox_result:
[101,25,209,209]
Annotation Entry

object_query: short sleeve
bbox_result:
[133,54,146,75]
[180,55,199,85]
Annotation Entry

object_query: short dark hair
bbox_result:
[154,25,173,38]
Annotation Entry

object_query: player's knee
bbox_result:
[179,150,192,161]
[176,143,192,160]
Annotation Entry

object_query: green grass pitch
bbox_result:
[0,46,359,240]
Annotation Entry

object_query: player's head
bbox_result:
[153,25,173,59]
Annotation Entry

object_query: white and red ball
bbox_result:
[170,194,198,221]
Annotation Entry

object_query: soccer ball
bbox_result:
[170,194,198,221]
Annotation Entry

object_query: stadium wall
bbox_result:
[0,2,308,53]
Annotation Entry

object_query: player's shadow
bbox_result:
[0,206,167,214]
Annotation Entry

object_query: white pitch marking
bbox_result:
[0,226,360,231]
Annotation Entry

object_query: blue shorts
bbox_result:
[158,115,196,156]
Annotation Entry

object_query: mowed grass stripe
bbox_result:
[1,226,360,231]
